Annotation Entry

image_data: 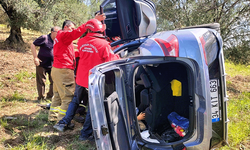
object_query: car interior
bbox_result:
[134,62,194,143]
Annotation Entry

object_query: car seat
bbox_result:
[143,63,190,135]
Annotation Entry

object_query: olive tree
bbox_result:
[152,0,250,63]
[0,0,90,46]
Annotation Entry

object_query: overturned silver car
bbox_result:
[87,0,228,149]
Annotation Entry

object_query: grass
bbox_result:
[0,81,4,89]
[67,142,97,150]
[8,133,51,150]
[1,91,26,102]
[0,118,8,128]
[14,71,36,82]
[218,63,250,150]
[35,110,49,122]
[0,24,95,149]
[227,92,250,148]
[225,61,250,77]
[1,109,62,150]
[0,94,92,150]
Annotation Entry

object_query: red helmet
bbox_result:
[85,19,105,32]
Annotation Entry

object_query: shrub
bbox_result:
[224,40,250,65]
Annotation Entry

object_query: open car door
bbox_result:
[88,63,135,150]
[100,0,157,41]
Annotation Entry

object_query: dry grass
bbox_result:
[0,24,95,150]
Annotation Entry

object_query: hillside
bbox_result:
[0,25,96,149]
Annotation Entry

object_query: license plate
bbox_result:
[210,79,220,122]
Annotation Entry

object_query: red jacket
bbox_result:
[53,23,87,70]
[76,33,120,88]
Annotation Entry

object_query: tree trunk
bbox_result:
[5,26,24,45]
[0,0,24,45]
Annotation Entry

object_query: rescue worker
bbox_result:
[48,14,106,123]
[53,18,120,136]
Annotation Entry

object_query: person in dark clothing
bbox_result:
[31,26,61,101]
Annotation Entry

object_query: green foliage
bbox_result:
[153,0,250,62]
[224,40,250,65]
[13,0,41,29]
[48,0,91,31]
[1,0,94,36]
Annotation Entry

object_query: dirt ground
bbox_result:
[0,49,95,149]
[0,49,35,99]
[227,75,250,94]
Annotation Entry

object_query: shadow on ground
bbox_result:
[0,105,95,149]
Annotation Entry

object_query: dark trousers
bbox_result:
[80,106,93,138]
[36,66,53,100]
[59,84,88,125]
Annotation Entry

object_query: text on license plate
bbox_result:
[210,79,220,122]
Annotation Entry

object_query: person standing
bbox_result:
[31,26,61,101]
[53,18,120,134]
[48,14,106,122]
[78,19,120,141]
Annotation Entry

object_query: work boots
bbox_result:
[53,123,75,132]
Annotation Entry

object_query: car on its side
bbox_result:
[86,0,228,149]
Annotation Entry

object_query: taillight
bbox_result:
[199,36,208,65]
[154,34,179,57]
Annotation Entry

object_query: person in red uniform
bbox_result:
[48,14,106,123]
[53,18,120,134]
